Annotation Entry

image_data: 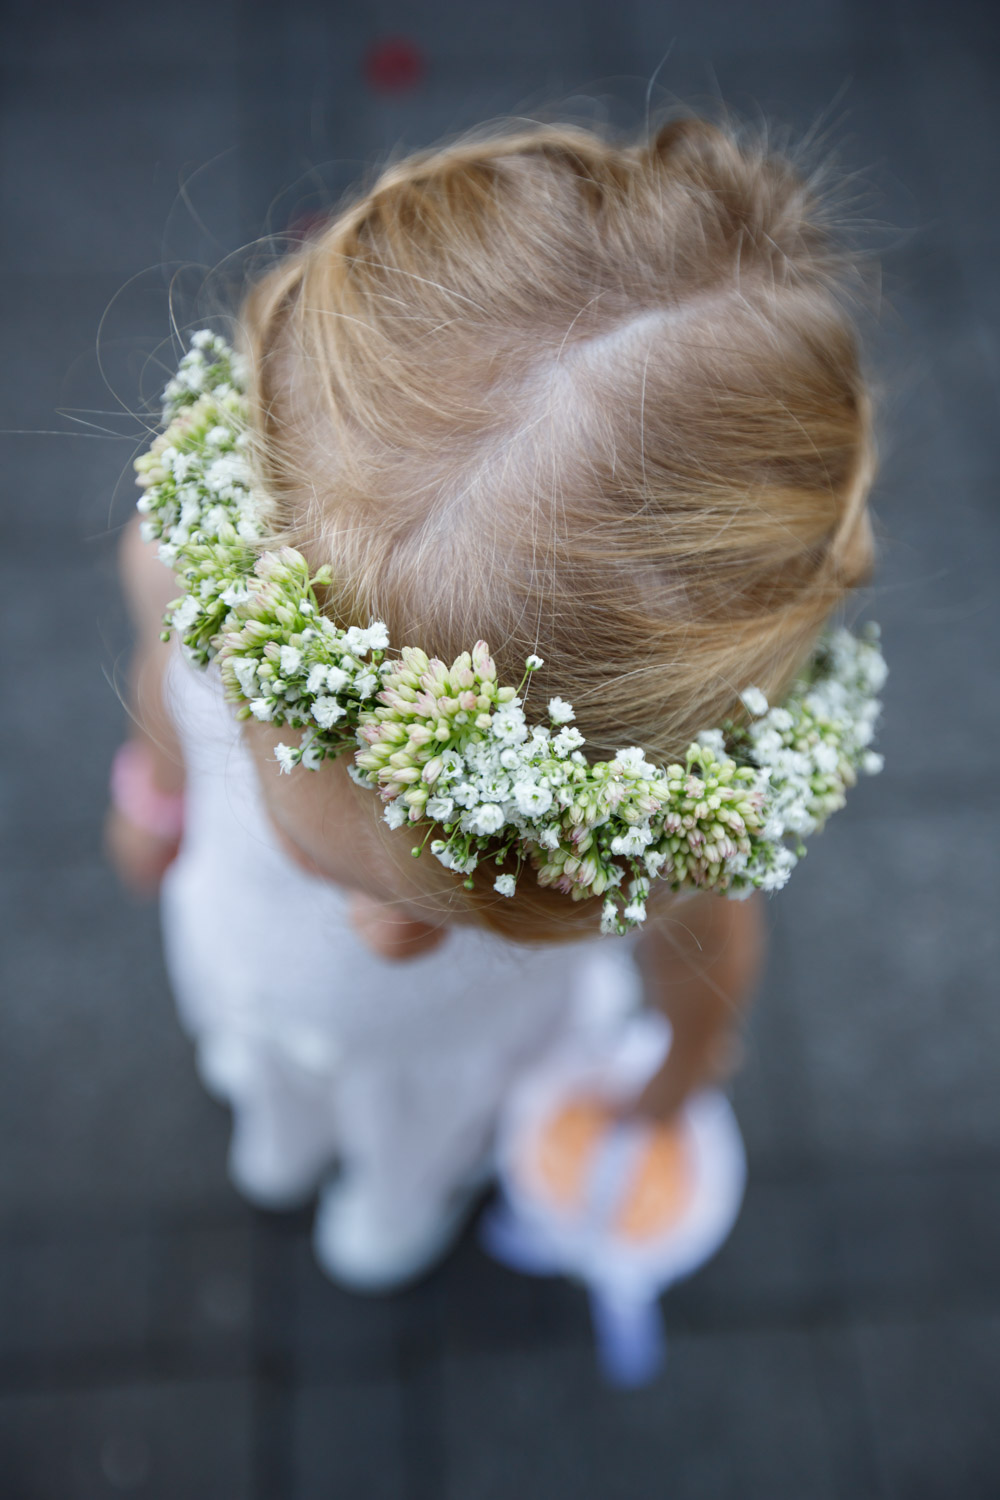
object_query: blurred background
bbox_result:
[1,0,998,1495]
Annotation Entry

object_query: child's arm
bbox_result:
[630,893,766,1122]
[104,516,186,894]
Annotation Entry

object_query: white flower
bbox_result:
[425,796,455,822]
[301,742,323,770]
[274,742,298,774]
[697,728,726,755]
[601,900,620,935]
[741,686,769,717]
[768,707,794,732]
[477,773,512,802]
[221,581,251,608]
[306,664,329,695]
[383,800,409,829]
[172,595,202,633]
[623,899,647,924]
[610,825,654,856]
[179,363,205,392]
[548,697,575,725]
[190,329,214,349]
[468,803,505,836]
[526,654,544,670]
[615,747,652,776]
[750,727,784,761]
[492,708,528,744]
[452,782,479,810]
[344,622,389,655]
[439,750,465,779]
[552,726,584,756]
[279,645,303,676]
[513,782,554,817]
[312,696,346,729]
[499,747,523,771]
[757,846,797,892]
[249,697,274,722]
[644,849,667,878]
[537,827,561,850]
[431,842,478,874]
[862,750,884,775]
[813,741,841,775]
[205,454,245,494]
[354,671,379,699]
[494,874,516,897]
[231,657,258,697]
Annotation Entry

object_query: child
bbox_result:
[106,118,882,1292]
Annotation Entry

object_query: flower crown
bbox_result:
[135,332,886,933]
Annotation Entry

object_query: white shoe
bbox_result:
[227,1110,335,1212]
[312,1170,488,1294]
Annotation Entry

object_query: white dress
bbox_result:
[159,650,641,1223]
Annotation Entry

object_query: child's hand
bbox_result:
[104,803,181,896]
[626,1032,744,1125]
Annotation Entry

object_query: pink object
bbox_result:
[110,741,185,841]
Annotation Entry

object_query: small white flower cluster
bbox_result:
[134,333,888,934]
[134,333,261,665]
[722,624,887,895]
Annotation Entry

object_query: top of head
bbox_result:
[237,116,877,938]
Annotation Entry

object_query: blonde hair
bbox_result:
[239,117,876,940]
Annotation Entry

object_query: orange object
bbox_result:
[530,1098,694,1240]
[531,1098,609,1209]
[616,1126,692,1241]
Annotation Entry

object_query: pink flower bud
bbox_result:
[471,641,496,681]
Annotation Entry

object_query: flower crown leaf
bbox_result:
[135,333,887,933]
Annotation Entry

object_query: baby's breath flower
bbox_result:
[274,743,298,774]
[548,697,575,725]
[741,686,769,717]
[468,803,505,836]
[494,874,517,897]
[513,782,553,817]
[552,725,584,755]
[312,697,346,729]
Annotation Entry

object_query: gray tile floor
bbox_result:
[1,0,998,1495]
